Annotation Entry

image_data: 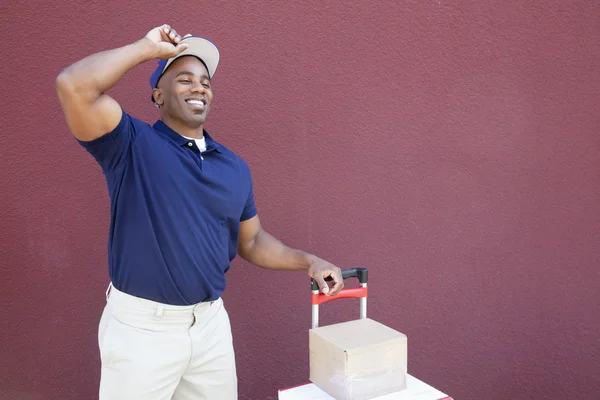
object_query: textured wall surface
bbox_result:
[1,1,599,399]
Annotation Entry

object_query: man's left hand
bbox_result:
[308,258,344,296]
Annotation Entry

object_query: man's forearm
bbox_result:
[238,229,317,271]
[57,39,157,98]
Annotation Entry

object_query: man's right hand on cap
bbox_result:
[143,24,190,60]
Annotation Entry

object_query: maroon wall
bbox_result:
[2,1,599,399]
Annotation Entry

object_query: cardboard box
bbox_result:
[309,318,408,400]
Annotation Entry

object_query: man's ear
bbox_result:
[152,88,163,106]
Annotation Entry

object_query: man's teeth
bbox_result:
[187,100,204,105]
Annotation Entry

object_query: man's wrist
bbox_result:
[133,38,161,62]
[302,252,319,271]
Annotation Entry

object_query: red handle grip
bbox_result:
[311,286,368,305]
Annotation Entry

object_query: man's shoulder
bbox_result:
[210,137,250,166]
[76,108,155,149]
[212,140,254,181]
[121,110,157,132]
[95,108,157,141]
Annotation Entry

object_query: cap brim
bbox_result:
[163,36,220,79]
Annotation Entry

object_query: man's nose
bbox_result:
[190,82,207,93]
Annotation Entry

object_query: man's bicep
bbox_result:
[56,74,122,142]
[74,104,138,175]
[238,215,261,249]
[59,93,123,142]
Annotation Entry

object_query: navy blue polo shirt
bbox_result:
[78,108,257,305]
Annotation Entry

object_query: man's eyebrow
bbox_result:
[175,71,211,80]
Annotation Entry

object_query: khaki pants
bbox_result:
[98,284,237,400]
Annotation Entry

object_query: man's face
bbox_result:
[154,56,213,128]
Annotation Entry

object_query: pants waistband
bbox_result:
[106,283,219,321]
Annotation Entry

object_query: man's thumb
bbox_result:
[317,278,329,294]
[174,43,189,54]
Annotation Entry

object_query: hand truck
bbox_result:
[278,268,453,399]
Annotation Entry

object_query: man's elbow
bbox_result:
[237,231,261,261]
[237,240,254,261]
[56,72,99,113]
[55,70,82,103]
[55,69,93,99]
[55,70,73,96]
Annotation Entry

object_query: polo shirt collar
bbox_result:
[153,120,222,153]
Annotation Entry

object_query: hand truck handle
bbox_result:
[311,268,368,329]
[310,267,368,291]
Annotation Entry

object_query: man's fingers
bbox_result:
[160,25,171,39]
[154,25,172,43]
[325,269,343,296]
[316,276,329,295]
[317,270,343,296]
[329,275,344,296]
[310,262,345,296]
[157,25,182,44]
[173,43,189,55]
[169,28,181,43]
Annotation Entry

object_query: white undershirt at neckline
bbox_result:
[182,135,207,152]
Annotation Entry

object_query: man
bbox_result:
[55,24,344,400]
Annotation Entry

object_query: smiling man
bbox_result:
[55,24,344,400]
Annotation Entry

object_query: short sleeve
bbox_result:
[240,167,258,221]
[76,108,138,174]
